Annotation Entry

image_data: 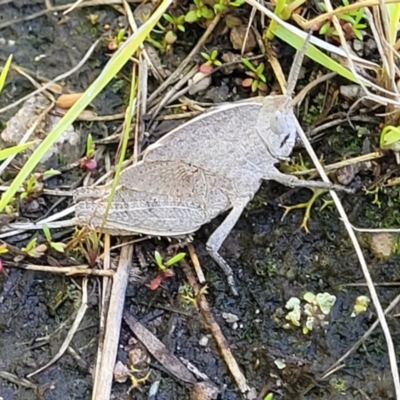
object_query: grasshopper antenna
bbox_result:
[286,30,313,99]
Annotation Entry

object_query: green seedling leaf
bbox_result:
[23,238,37,253]
[154,250,164,270]
[0,244,8,254]
[86,133,94,157]
[380,125,400,148]
[51,242,65,253]
[163,13,174,24]
[230,0,245,6]
[202,7,214,19]
[319,21,331,35]
[43,226,52,242]
[263,393,274,400]
[316,292,336,315]
[0,141,38,162]
[0,54,12,94]
[241,58,257,73]
[165,252,186,267]
[0,0,174,213]
[185,10,199,23]
[42,169,61,178]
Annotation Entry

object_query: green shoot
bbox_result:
[43,226,66,253]
[241,58,267,93]
[21,238,47,258]
[201,49,222,67]
[185,0,214,23]
[0,54,12,94]
[0,141,39,162]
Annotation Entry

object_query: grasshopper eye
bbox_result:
[280,133,291,148]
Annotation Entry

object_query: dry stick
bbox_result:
[295,116,400,398]
[147,13,222,106]
[91,243,133,400]
[182,261,251,394]
[27,278,89,378]
[10,264,114,277]
[92,234,112,396]
[0,38,101,114]
[291,152,384,176]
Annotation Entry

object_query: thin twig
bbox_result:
[91,244,133,400]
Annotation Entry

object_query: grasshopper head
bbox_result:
[256,95,297,161]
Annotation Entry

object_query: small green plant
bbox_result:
[213,0,246,14]
[42,226,66,253]
[185,0,215,23]
[263,393,274,400]
[380,124,400,163]
[107,28,127,51]
[163,13,186,32]
[149,251,186,290]
[284,292,336,334]
[317,0,367,41]
[21,169,60,201]
[21,237,47,258]
[241,58,268,93]
[200,49,222,73]
[79,133,97,171]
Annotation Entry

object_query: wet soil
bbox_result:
[0,1,399,400]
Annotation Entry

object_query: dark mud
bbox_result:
[0,2,399,400]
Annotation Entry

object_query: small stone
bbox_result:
[222,312,239,324]
[189,72,212,95]
[340,84,363,100]
[199,335,209,347]
[113,360,128,383]
[221,51,245,75]
[190,382,219,400]
[353,39,364,55]
[369,233,394,259]
[230,25,257,52]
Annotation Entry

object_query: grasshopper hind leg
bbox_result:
[205,199,249,296]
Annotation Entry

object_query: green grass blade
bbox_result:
[0,55,12,94]
[273,24,362,84]
[0,141,38,162]
[387,3,400,45]
[0,0,173,211]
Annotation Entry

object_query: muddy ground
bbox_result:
[0,1,399,399]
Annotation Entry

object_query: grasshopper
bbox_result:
[74,43,351,294]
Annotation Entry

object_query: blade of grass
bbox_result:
[101,64,137,231]
[273,24,364,84]
[387,3,400,45]
[0,55,12,94]
[0,0,173,212]
[0,141,39,162]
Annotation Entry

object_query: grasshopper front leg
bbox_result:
[206,198,249,296]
